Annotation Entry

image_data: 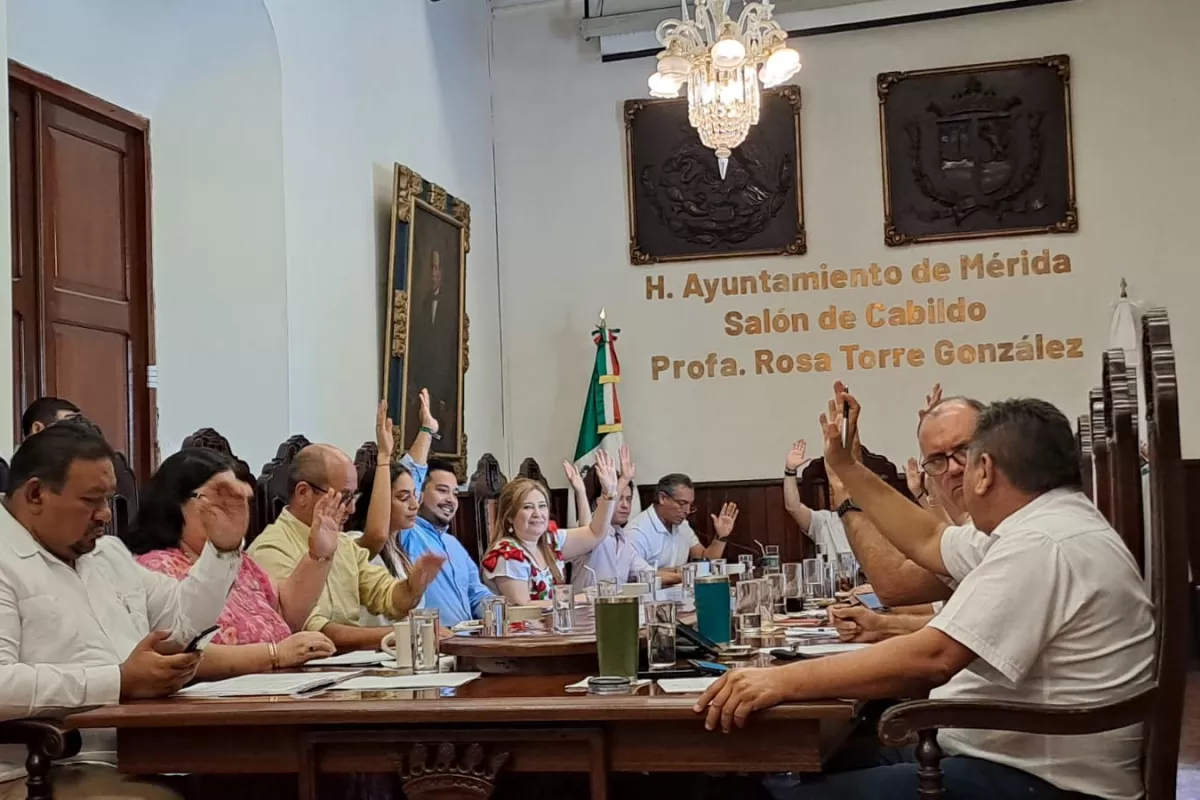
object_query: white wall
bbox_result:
[7,0,291,468]
[492,0,1200,483]
[263,0,505,464]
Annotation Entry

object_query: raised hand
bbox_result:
[919,383,943,419]
[308,490,341,561]
[833,381,863,460]
[562,460,585,491]
[712,502,739,540]
[819,401,852,472]
[189,472,251,552]
[593,449,618,496]
[408,551,448,596]
[618,444,636,487]
[276,632,337,668]
[120,631,202,700]
[905,458,924,498]
[418,388,439,435]
[376,399,395,460]
[784,440,808,471]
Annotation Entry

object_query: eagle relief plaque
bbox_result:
[878,55,1078,247]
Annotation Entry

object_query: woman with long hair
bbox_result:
[481,449,618,604]
[122,448,339,677]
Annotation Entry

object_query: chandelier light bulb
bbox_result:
[657,54,690,81]
[648,71,681,98]
[710,35,747,70]
[761,46,801,87]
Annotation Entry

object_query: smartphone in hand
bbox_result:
[184,625,221,653]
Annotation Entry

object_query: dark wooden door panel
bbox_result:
[9,62,153,475]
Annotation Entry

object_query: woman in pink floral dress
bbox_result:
[481,450,620,604]
[122,448,343,677]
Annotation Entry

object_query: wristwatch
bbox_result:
[835,499,862,518]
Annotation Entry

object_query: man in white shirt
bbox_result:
[700,397,1154,800]
[781,439,851,557]
[625,473,736,570]
[0,424,246,800]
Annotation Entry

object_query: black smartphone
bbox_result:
[854,591,890,613]
[184,625,221,653]
[769,648,814,661]
[688,659,730,675]
[675,622,722,658]
[637,668,703,680]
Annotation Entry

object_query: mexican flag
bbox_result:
[568,311,640,525]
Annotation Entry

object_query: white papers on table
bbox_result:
[656,677,719,694]
[175,671,361,698]
[332,672,481,691]
[785,627,840,638]
[303,650,389,667]
[564,677,651,692]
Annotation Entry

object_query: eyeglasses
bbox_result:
[921,446,969,477]
[661,493,695,514]
[303,482,360,506]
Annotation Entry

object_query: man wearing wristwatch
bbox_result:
[781,439,854,557]
[625,473,738,572]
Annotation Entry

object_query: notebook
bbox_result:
[175,671,362,698]
[656,677,719,694]
[303,650,389,667]
[331,672,481,691]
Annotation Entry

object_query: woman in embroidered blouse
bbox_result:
[122,448,341,678]
[481,449,619,604]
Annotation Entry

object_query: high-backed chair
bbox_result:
[354,441,379,482]
[799,447,908,511]
[252,435,311,544]
[182,427,258,537]
[1075,414,1093,501]
[1090,387,1112,523]
[1103,349,1146,573]
[108,451,138,540]
[467,453,507,561]
[0,719,81,799]
[880,307,1188,800]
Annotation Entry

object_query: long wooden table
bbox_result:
[66,672,862,800]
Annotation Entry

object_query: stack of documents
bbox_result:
[656,677,719,694]
[175,671,361,698]
[303,651,389,667]
[331,672,481,691]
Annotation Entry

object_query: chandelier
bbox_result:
[648,1,801,179]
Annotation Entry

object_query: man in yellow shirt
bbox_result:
[249,444,444,651]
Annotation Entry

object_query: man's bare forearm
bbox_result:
[834,462,948,574]
[841,512,951,606]
[321,623,389,652]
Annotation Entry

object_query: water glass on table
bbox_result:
[409,608,440,674]
[645,601,677,671]
[597,577,619,598]
[765,571,786,625]
[803,557,828,601]
[735,578,765,637]
[710,558,727,577]
[551,583,575,633]
[762,544,782,572]
[680,563,698,603]
[737,554,756,578]
[836,553,861,593]
[783,563,805,613]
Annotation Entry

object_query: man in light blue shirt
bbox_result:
[400,458,494,627]
[573,448,651,588]
[626,473,737,571]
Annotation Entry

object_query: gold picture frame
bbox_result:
[383,163,471,482]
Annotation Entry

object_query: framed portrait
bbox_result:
[624,85,805,265]
[878,55,1078,247]
[383,164,470,482]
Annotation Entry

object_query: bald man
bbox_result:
[249,445,444,651]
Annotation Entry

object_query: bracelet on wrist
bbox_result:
[267,641,280,670]
[783,468,798,477]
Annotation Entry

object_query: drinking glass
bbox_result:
[680,563,698,603]
[597,578,619,598]
[836,553,861,592]
[551,583,575,633]
[783,563,805,613]
[595,596,639,679]
[735,578,764,635]
[409,608,440,674]
[766,572,787,618]
[645,601,677,671]
[737,554,755,578]
[762,544,782,572]
[711,558,727,577]
[803,558,827,600]
[481,597,507,637]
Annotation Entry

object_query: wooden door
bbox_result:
[8,63,154,476]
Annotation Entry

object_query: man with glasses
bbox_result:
[249,444,445,651]
[626,473,738,570]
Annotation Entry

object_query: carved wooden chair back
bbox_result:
[252,435,311,545]
[354,441,379,482]
[182,427,258,539]
[799,448,908,512]
[1075,414,1093,501]
[107,450,138,541]
[1090,387,1112,524]
[878,307,1187,800]
[468,453,507,561]
[1103,349,1146,573]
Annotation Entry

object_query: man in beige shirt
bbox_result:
[249,444,444,651]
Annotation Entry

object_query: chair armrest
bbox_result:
[0,719,81,760]
[878,688,1153,746]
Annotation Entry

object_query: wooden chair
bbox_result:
[107,451,138,540]
[354,441,379,481]
[467,453,507,561]
[0,718,81,799]
[1103,348,1146,573]
[1090,387,1113,524]
[252,435,311,544]
[880,307,1188,800]
[1075,414,1093,501]
[182,427,258,537]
